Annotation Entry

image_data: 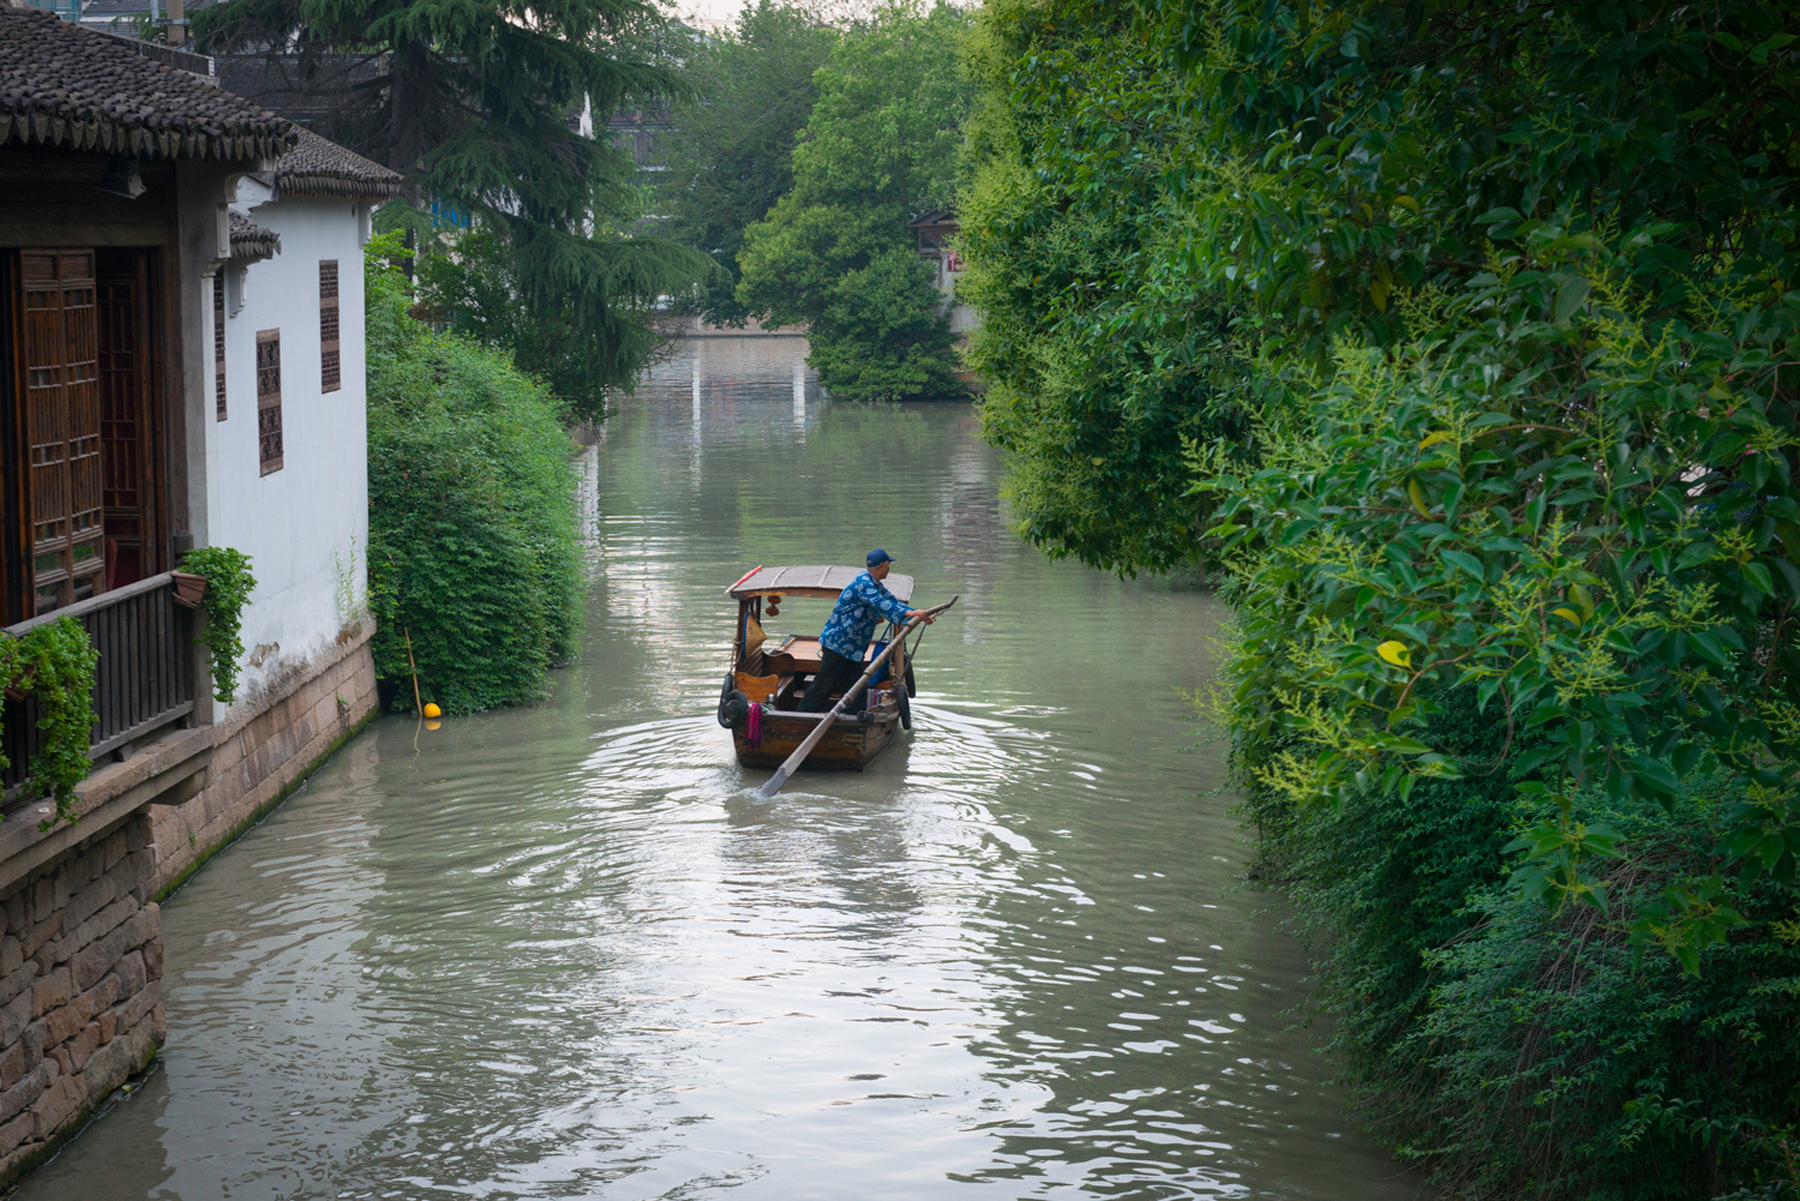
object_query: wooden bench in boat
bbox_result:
[762,635,822,676]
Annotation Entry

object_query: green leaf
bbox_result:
[1629,755,1682,796]
[1513,745,1562,779]
[1552,277,1591,323]
[1674,541,1721,572]
[1441,549,1485,580]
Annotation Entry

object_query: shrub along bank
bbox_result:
[365,235,583,715]
[962,1,1800,1195]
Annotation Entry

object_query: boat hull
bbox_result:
[733,705,901,771]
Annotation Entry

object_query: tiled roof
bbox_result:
[228,211,277,261]
[0,6,292,161]
[908,207,957,228]
[275,125,402,198]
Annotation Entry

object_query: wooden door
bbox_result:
[97,249,162,590]
[18,250,105,616]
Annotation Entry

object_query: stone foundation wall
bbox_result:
[0,628,379,1188]
[0,812,163,1178]
[151,629,378,896]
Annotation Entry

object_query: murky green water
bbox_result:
[13,338,1421,1200]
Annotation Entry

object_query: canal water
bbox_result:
[13,338,1421,1200]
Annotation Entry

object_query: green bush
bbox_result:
[1411,786,1800,1200]
[1248,686,1800,1198]
[962,1,1800,1194]
[1244,684,1528,1072]
[365,235,583,714]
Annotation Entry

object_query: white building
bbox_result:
[908,208,978,338]
[0,11,400,1175]
[210,128,396,704]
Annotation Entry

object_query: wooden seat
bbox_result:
[764,635,823,675]
[734,672,779,702]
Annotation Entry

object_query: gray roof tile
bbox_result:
[0,5,291,161]
[275,125,402,198]
[227,210,277,260]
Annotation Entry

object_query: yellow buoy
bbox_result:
[423,702,442,719]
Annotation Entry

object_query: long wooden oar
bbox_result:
[753,596,958,800]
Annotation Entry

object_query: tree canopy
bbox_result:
[657,1,840,326]
[735,1,972,400]
[960,1,1246,573]
[196,0,713,417]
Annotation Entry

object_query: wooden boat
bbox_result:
[717,565,919,771]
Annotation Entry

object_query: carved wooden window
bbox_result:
[19,249,105,614]
[319,259,340,393]
[213,271,227,420]
[256,328,282,475]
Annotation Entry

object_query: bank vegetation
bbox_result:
[364,236,583,716]
[961,2,1800,1196]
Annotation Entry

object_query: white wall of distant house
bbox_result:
[933,254,978,336]
[206,194,371,709]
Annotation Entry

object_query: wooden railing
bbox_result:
[2,572,196,791]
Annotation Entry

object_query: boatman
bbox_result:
[799,549,935,712]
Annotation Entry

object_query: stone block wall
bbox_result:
[0,813,163,1178]
[0,629,379,1188]
[151,631,377,895]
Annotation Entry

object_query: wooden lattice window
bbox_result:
[257,328,282,475]
[19,249,106,615]
[213,271,227,420]
[319,259,340,393]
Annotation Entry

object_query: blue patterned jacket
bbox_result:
[819,571,911,660]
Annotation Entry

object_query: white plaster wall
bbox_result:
[931,254,979,335]
[204,194,370,712]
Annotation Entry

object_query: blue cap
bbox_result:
[867,548,894,567]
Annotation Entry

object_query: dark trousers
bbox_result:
[800,646,865,712]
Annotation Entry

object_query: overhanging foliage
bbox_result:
[963,0,1800,1193]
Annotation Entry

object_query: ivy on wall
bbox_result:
[0,617,99,830]
[182,547,255,704]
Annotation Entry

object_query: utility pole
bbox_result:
[166,0,185,46]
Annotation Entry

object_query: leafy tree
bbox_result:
[413,227,668,421]
[657,1,839,326]
[196,0,713,419]
[959,0,1247,573]
[735,1,972,400]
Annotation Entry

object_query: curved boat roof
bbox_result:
[727,565,914,602]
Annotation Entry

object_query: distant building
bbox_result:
[608,107,671,170]
[908,208,978,337]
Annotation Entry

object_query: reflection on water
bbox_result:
[14,337,1421,1200]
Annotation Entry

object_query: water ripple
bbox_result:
[13,341,1421,1201]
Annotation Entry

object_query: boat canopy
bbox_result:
[727,565,915,603]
